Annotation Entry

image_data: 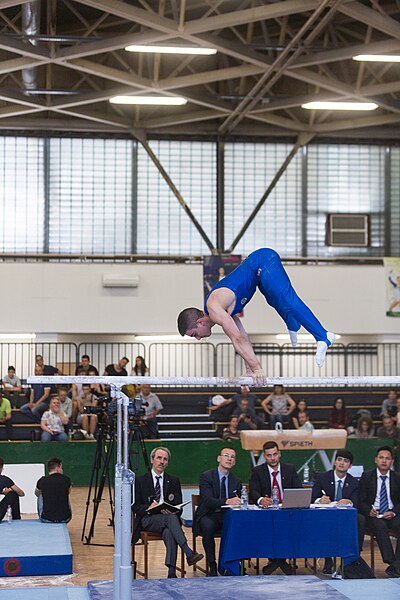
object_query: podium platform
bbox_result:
[0,520,72,577]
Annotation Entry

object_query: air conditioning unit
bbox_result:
[326,213,370,247]
[102,274,139,288]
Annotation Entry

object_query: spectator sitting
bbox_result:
[327,397,350,430]
[0,394,13,441]
[35,354,59,375]
[350,416,375,439]
[75,354,98,376]
[57,387,72,432]
[76,384,98,440]
[20,366,51,423]
[395,397,400,429]
[35,457,71,523]
[208,394,235,422]
[232,398,259,431]
[140,384,163,440]
[377,415,400,442]
[103,357,129,376]
[381,388,398,417]
[2,366,22,407]
[298,411,314,432]
[131,355,149,377]
[40,398,69,442]
[0,457,25,521]
[290,399,308,429]
[261,385,296,430]
[222,416,241,441]
[230,385,260,410]
[88,368,107,397]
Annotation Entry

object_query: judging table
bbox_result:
[218,506,359,576]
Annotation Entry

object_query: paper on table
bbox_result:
[310,502,337,508]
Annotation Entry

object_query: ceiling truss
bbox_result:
[0,1,399,138]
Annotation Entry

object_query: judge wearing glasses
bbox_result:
[193,448,242,577]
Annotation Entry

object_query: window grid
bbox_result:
[307,144,385,257]
[0,136,44,252]
[136,140,216,255]
[48,138,133,254]
[0,136,396,258]
[390,148,400,256]
[224,142,302,256]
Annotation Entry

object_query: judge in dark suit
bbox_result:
[193,447,242,576]
[312,449,362,574]
[249,440,302,575]
[358,445,400,578]
[132,447,203,578]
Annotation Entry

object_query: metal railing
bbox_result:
[77,342,145,375]
[0,341,398,384]
[0,343,77,380]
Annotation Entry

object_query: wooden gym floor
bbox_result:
[0,487,391,588]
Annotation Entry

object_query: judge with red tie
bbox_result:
[249,440,302,575]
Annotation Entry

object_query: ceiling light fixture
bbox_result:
[302,101,378,111]
[353,54,400,62]
[110,96,187,105]
[125,44,217,55]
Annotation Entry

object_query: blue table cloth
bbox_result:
[219,507,359,576]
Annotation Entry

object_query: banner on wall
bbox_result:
[384,257,400,317]
[203,254,241,308]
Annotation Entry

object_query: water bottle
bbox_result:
[240,485,248,509]
[303,465,310,483]
[6,505,12,523]
[272,485,280,509]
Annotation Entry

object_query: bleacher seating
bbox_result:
[0,386,388,442]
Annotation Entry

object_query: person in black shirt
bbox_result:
[35,354,59,376]
[75,355,99,376]
[35,457,71,523]
[103,357,129,377]
[0,457,25,521]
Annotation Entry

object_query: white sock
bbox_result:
[288,330,298,348]
[315,332,336,368]
[327,332,336,346]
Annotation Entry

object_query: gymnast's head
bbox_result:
[177,307,212,340]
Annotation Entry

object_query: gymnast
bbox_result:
[177,248,335,382]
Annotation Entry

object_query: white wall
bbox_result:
[1,262,399,337]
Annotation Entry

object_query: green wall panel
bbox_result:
[0,438,396,487]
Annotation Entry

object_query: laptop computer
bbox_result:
[281,488,312,509]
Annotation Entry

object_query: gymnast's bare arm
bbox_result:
[206,290,266,384]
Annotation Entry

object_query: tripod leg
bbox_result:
[85,435,115,545]
[81,435,104,542]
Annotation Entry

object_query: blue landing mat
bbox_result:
[0,520,72,577]
[328,578,400,600]
[0,587,88,600]
[88,575,349,600]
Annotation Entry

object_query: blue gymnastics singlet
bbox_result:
[204,248,276,317]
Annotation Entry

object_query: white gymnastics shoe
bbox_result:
[288,330,298,348]
[315,332,336,368]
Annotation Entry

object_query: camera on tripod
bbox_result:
[106,394,149,423]
[83,398,111,429]
[129,395,149,419]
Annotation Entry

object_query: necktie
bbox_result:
[335,480,343,501]
[271,471,282,503]
[379,475,389,514]
[154,475,161,503]
[220,475,227,502]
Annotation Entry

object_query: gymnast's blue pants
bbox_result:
[256,249,330,344]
